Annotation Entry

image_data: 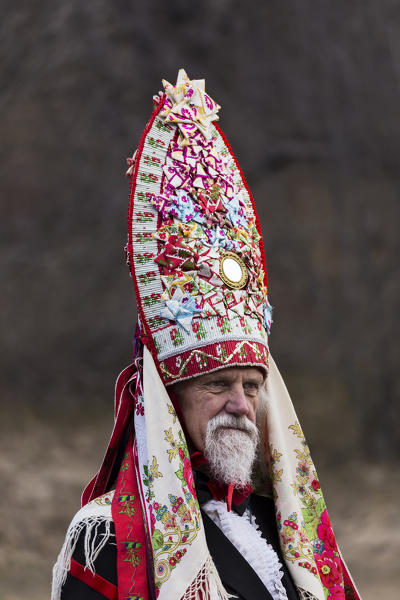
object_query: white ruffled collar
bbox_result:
[202,498,288,600]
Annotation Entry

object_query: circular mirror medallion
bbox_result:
[219,252,248,289]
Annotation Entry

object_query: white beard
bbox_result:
[204,414,259,489]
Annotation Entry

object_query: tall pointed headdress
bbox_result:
[125,68,272,385]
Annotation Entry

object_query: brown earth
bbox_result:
[0,407,398,600]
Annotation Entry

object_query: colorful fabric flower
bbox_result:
[224,193,248,229]
[153,189,205,225]
[327,585,345,600]
[312,539,325,554]
[161,69,220,143]
[196,189,227,228]
[163,157,192,191]
[204,226,235,250]
[160,288,203,332]
[315,550,342,589]
[183,457,196,499]
[154,235,196,273]
[317,509,337,553]
[173,190,205,224]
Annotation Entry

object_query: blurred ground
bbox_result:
[0,405,398,599]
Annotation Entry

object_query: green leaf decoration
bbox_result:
[152,529,164,551]
[302,507,313,523]
[315,497,326,518]
[175,465,185,483]
[301,507,320,541]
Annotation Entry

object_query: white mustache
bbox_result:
[207,414,258,438]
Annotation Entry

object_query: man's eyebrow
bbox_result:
[199,375,230,386]
[244,374,264,384]
[198,374,264,387]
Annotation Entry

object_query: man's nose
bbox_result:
[224,385,249,417]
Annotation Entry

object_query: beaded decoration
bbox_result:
[126,70,272,385]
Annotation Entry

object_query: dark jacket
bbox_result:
[61,491,299,600]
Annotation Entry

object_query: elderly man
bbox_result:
[53,70,361,600]
[174,366,300,599]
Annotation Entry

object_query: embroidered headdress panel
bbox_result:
[126,69,272,385]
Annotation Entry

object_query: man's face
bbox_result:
[173,367,264,486]
[174,366,264,451]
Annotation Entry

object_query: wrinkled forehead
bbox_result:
[173,364,267,392]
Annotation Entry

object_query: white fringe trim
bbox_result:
[181,555,233,600]
[51,515,114,600]
[296,588,319,600]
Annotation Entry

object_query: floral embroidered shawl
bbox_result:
[79,345,362,600]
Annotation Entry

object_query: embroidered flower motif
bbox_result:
[317,509,337,552]
[283,519,299,530]
[312,539,325,554]
[135,402,144,416]
[161,272,199,297]
[164,514,177,530]
[183,457,197,499]
[315,550,342,588]
[170,327,184,347]
[297,462,309,476]
[149,504,156,529]
[327,584,346,599]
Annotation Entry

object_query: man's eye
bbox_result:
[208,380,226,388]
[244,383,260,391]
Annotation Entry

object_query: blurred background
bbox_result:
[1,1,399,598]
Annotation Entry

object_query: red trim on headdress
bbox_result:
[159,339,268,386]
